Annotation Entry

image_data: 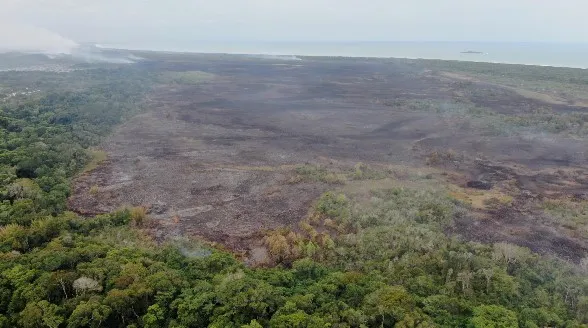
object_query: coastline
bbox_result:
[97,41,588,69]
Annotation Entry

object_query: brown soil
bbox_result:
[69,55,588,263]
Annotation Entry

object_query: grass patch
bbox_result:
[207,165,278,172]
[160,71,215,85]
[424,59,588,100]
[83,149,107,173]
[425,149,461,166]
[349,162,390,180]
[358,186,456,229]
[448,185,513,210]
[315,192,350,220]
[290,165,346,184]
[129,206,148,227]
[389,98,588,137]
[290,163,394,185]
[541,199,588,236]
[233,165,276,172]
[89,185,99,196]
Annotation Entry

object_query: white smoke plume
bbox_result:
[0,22,143,64]
[0,21,78,54]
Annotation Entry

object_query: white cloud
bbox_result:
[1,0,587,43]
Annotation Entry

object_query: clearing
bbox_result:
[69,54,588,264]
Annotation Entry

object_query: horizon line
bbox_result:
[87,40,588,45]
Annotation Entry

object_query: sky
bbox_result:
[0,0,587,53]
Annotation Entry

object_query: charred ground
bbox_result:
[69,53,588,263]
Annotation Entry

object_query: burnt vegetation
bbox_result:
[0,52,587,327]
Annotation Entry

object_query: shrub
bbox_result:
[130,206,148,227]
[315,192,350,221]
[89,185,99,196]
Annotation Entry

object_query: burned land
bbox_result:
[68,53,588,264]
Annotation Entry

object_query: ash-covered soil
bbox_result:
[69,55,588,262]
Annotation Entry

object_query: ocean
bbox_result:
[98,41,588,69]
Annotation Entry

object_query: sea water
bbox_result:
[99,41,588,69]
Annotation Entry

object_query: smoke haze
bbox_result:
[0,21,78,54]
[0,22,144,64]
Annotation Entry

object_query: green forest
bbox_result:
[0,64,587,328]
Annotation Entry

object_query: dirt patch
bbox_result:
[69,55,588,263]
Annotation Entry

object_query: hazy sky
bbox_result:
[1,0,587,49]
